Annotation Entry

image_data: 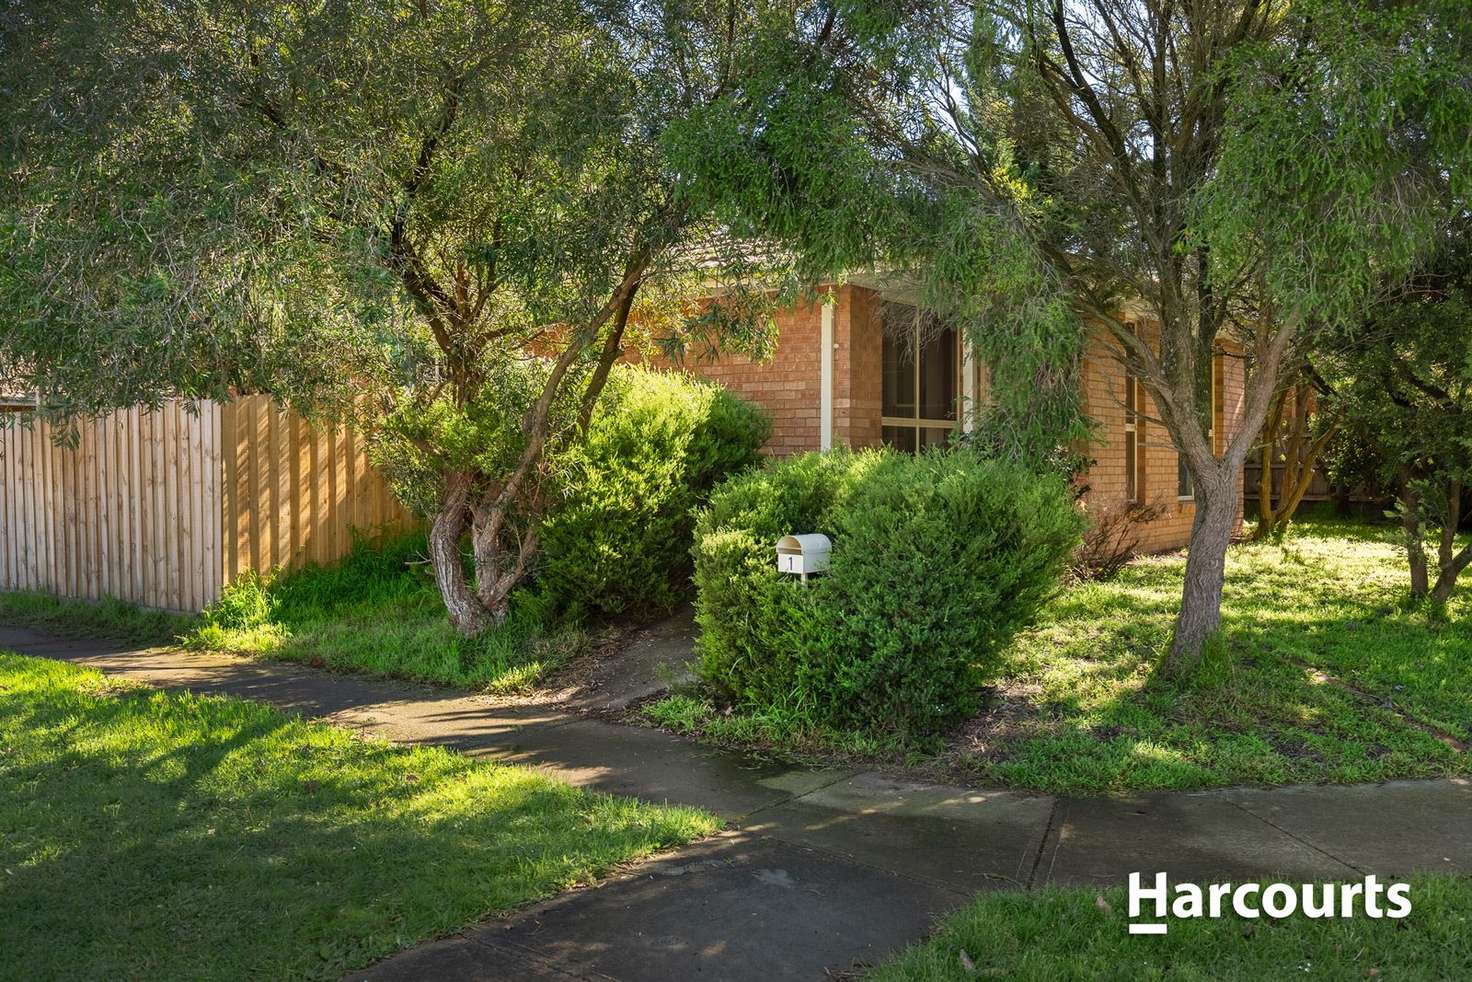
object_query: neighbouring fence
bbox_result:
[0,397,413,611]
[221,396,411,584]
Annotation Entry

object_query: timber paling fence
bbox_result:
[0,396,412,612]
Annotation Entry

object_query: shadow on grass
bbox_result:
[0,654,715,981]
[960,518,1471,793]
[184,532,591,693]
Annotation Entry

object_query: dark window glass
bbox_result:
[1124,370,1139,504]
[1178,455,1193,499]
[881,302,918,419]
[1125,431,1138,503]
[919,426,953,450]
[882,425,917,452]
[918,325,957,420]
[881,301,958,452]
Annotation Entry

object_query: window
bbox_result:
[881,302,958,451]
[1124,354,1142,505]
[1177,352,1221,501]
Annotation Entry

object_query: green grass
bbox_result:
[0,652,717,981]
[643,692,907,759]
[183,532,589,693]
[871,876,1472,981]
[647,515,1472,793]
[0,589,195,643]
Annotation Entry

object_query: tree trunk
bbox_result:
[1437,481,1461,572]
[469,496,538,628]
[1252,385,1334,541]
[429,470,492,636]
[1399,473,1429,598]
[1255,424,1277,541]
[1430,482,1468,604]
[1162,473,1237,677]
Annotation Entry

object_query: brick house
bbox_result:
[650,280,1244,552]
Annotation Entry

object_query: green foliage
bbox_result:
[189,533,579,693]
[1315,230,1472,596]
[0,1,795,631]
[663,10,1091,464]
[368,358,582,519]
[199,571,273,632]
[667,515,1471,794]
[692,449,1083,739]
[538,366,769,617]
[0,652,717,980]
[1204,0,1472,326]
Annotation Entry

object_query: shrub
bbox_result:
[1069,499,1168,581]
[537,365,769,617]
[692,449,1084,739]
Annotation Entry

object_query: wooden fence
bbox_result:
[221,396,412,584]
[0,402,223,610]
[0,397,413,611]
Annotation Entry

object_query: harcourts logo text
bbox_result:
[1127,873,1412,935]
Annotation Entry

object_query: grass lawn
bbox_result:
[0,532,591,694]
[647,515,1472,793]
[871,875,1472,981]
[0,652,717,981]
[0,589,194,644]
[184,533,591,693]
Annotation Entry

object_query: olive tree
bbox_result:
[0,0,788,633]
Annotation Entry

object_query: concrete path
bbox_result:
[4,626,1469,982]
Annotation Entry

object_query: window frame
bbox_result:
[1123,325,1144,505]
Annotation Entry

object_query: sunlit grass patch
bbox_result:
[957,516,1471,792]
[0,652,718,980]
[871,875,1472,981]
[182,532,586,693]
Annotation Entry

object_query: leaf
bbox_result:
[958,949,976,974]
[1095,894,1113,915]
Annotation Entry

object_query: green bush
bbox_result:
[692,449,1084,738]
[537,365,769,617]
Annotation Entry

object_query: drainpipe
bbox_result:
[820,302,834,450]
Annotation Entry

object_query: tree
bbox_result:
[0,1,788,634]
[1320,232,1472,605]
[1251,361,1339,542]
[672,0,1471,671]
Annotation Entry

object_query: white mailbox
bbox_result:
[775,533,832,581]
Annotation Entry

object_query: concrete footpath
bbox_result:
[3,626,1468,982]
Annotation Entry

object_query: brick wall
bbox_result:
[1079,324,1245,552]
[639,289,1245,553]
[634,295,824,455]
[642,286,884,456]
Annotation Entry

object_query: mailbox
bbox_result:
[775,533,832,581]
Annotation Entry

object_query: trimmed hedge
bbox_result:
[692,449,1084,738]
[538,365,770,618]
